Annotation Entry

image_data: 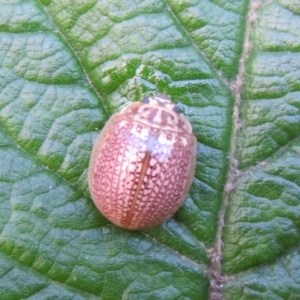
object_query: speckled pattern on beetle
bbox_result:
[88,94,197,230]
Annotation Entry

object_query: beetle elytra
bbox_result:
[88,94,197,230]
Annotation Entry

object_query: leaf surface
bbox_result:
[0,0,299,299]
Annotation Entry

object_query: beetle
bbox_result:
[88,94,197,230]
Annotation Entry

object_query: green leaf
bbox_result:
[0,0,299,299]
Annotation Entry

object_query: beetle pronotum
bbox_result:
[88,94,197,230]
